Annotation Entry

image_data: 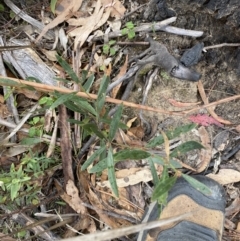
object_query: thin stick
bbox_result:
[0,75,183,116]
[203,43,240,51]
[1,75,240,117]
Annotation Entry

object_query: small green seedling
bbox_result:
[121,21,135,39]
[103,40,117,56]
[28,116,44,137]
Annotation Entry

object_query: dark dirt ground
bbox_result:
[1,0,240,240]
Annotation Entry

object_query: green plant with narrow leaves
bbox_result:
[0,54,209,205]
[45,55,210,201]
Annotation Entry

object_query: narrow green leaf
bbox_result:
[170,141,204,158]
[21,138,42,145]
[82,123,106,139]
[150,156,165,165]
[0,4,5,11]
[89,149,151,173]
[95,75,109,116]
[169,159,182,168]
[81,146,106,171]
[147,123,197,148]
[0,77,21,87]
[25,77,42,83]
[107,147,119,197]
[71,96,96,116]
[81,70,88,83]
[83,74,95,92]
[89,157,108,173]
[56,55,81,84]
[67,119,84,124]
[51,92,77,109]
[114,149,151,161]
[50,0,57,13]
[152,176,177,201]
[63,101,85,113]
[11,183,20,200]
[148,157,159,186]
[108,104,123,141]
[182,174,212,196]
[100,117,128,129]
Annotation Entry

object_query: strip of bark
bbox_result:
[58,104,74,187]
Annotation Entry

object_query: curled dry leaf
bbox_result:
[128,125,145,140]
[36,0,83,42]
[168,98,200,108]
[207,169,240,185]
[101,0,126,19]
[197,81,231,125]
[115,129,145,147]
[224,218,236,230]
[196,126,212,173]
[111,55,128,98]
[225,197,240,216]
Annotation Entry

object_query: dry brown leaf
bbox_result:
[0,233,17,241]
[225,218,236,230]
[115,129,145,147]
[235,125,240,133]
[98,187,143,218]
[225,197,240,216]
[97,167,162,188]
[68,0,108,50]
[41,49,58,61]
[106,0,126,20]
[128,125,145,140]
[55,179,87,214]
[36,0,83,42]
[0,95,4,103]
[198,81,231,125]
[16,89,42,100]
[88,188,128,229]
[0,103,10,118]
[126,117,137,128]
[111,55,128,98]
[196,126,212,173]
[207,169,240,185]
[237,222,240,232]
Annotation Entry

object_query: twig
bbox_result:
[0,103,39,145]
[185,94,240,115]
[107,65,139,93]
[92,17,203,42]
[0,117,60,144]
[57,212,191,241]
[1,76,182,115]
[4,0,54,39]
[2,75,240,117]
[121,3,147,20]
[203,43,240,51]
[78,135,96,160]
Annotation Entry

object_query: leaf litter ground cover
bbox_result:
[0,0,240,240]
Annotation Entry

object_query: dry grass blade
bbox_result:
[58,212,192,241]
